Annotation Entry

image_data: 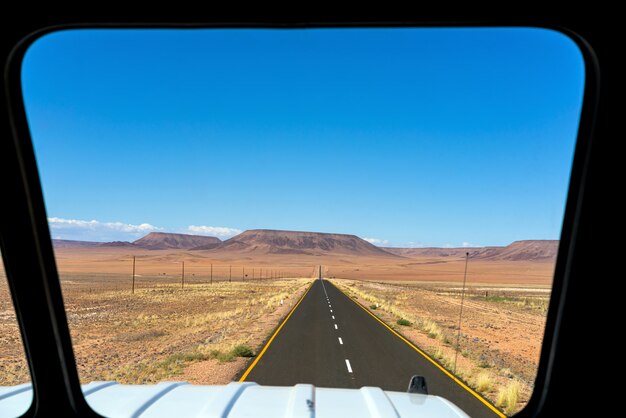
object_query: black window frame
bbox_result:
[0,13,606,418]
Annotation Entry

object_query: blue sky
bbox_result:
[21,28,585,247]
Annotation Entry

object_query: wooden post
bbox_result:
[181,261,185,289]
[210,263,213,285]
[229,264,232,282]
[132,256,136,294]
[242,266,245,281]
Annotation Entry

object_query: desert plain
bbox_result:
[0,230,556,414]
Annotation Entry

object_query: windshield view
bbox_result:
[1,27,584,417]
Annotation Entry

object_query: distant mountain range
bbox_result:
[53,232,221,250]
[383,240,558,261]
[52,231,558,261]
[52,239,102,249]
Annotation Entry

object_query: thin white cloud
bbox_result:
[362,237,390,246]
[441,242,482,248]
[187,225,242,239]
[48,217,161,241]
[47,217,243,242]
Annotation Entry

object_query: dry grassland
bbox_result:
[0,273,311,385]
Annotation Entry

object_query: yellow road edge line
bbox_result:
[330,281,506,418]
[239,280,315,382]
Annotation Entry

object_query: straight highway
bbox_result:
[241,279,502,417]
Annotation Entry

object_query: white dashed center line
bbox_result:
[332,315,335,319]
[334,324,338,330]
[330,310,333,313]
[345,359,353,373]
[338,337,343,345]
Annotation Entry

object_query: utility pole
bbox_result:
[319,265,322,280]
[132,256,136,294]
[181,261,185,289]
[229,264,232,283]
[242,266,245,281]
[210,263,213,285]
[453,252,470,374]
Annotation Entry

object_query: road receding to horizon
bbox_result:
[240,279,503,418]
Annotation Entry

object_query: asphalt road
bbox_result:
[242,279,502,418]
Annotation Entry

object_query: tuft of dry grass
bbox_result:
[474,372,493,392]
[496,379,521,415]
[427,347,457,374]
[418,318,445,341]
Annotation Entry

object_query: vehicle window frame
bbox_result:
[1,18,601,418]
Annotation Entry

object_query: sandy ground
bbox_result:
[0,275,29,385]
[49,247,555,285]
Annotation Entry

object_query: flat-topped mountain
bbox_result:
[211,229,398,257]
[132,232,221,250]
